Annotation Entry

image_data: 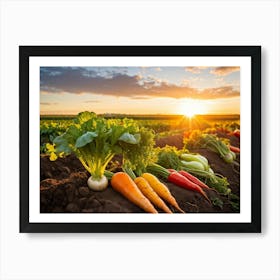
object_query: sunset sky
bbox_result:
[40,66,240,115]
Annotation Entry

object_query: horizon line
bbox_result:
[40,113,240,117]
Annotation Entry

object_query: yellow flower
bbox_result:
[58,152,64,158]
[49,152,57,161]
[46,143,55,152]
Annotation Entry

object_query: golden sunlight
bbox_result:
[178,99,207,118]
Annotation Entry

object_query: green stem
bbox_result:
[78,157,91,174]
[77,145,115,179]
[206,140,228,157]
[147,163,170,179]
[91,158,103,179]
[104,170,114,180]
[180,167,216,179]
[122,167,136,180]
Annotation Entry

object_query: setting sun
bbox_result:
[185,108,196,118]
[179,98,207,117]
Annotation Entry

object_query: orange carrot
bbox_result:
[111,172,158,213]
[134,177,173,213]
[141,173,185,213]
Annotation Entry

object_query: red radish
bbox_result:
[229,145,240,153]
[167,172,211,204]
[148,164,211,203]
[169,169,217,193]
[177,170,210,190]
[233,129,240,139]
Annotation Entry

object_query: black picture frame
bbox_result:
[20,46,261,233]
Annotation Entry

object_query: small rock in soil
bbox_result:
[65,203,80,213]
[62,196,68,207]
[45,171,52,179]
[69,172,88,187]
[65,184,76,202]
[77,197,88,209]
[79,186,90,197]
[62,166,71,174]
[97,200,130,213]
[53,189,65,205]
[85,196,102,209]
[75,189,79,196]
[60,172,69,179]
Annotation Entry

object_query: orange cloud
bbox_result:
[210,67,240,76]
[83,100,101,103]
[185,67,209,74]
[40,102,58,106]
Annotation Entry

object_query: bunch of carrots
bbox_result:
[105,163,213,213]
[106,170,184,213]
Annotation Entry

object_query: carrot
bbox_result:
[141,173,185,213]
[111,172,158,213]
[134,177,173,214]
[229,145,240,153]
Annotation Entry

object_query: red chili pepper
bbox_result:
[167,171,211,203]
[229,145,240,153]
[167,168,177,173]
[178,170,210,190]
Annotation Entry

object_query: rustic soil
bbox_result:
[40,132,240,213]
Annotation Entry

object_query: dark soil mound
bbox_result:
[40,160,233,213]
[156,134,184,149]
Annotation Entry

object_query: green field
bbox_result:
[40,114,240,153]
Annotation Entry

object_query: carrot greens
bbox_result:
[184,131,237,164]
[120,126,156,176]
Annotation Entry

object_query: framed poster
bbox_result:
[19,46,261,233]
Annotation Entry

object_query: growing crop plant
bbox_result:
[47,111,143,191]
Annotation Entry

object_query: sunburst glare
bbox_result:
[179,98,208,118]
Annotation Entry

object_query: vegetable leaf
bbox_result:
[211,197,223,209]
[156,146,181,170]
[118,132,140,144]
[121,127,156,175]
[53,134,72,154]
[75,131,98,148]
